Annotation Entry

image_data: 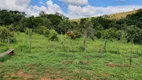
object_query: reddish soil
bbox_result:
[81,78,86,80]
[127,79,135,80]
[62,60,74,64]
[106,62,117,67]
[17,71,32,79]
[106,62,129,67]
[79,60,89,65]
[117,64,129,67]
[40,77,65,80]
[41,77,52,80]
[10,72,15,77]
[0,62,3,65]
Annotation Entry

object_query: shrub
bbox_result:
[95,31,102,39]
[0,27,16,42]
[116,30,125,40]
[73,30,82,38]
[66,31,82,39]
[34,26,47,34]
[25,28,33,36]
[44,29,50,37]
[48,29,58,41]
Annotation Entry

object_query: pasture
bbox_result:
[0,33,142,80]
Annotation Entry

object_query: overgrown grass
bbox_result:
[0,33,142,80]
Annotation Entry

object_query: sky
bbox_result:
[0,0,142,19]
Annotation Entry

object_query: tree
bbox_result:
[48,29,58,41]
[80,19,95,51]
[58,20,75,34]
[0,27,15,43]
[125,25,142,43]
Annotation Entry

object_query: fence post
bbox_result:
[104,38,107,52]
[129,43,134,66]
[61,32,63,49]
[68,37,70,52]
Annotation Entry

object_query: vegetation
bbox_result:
[0,33,142,80]
[0,9,142,80]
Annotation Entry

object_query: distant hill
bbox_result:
[106,10,137,20]
[71,10,137,22]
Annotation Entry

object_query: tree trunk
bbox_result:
[0,49,14,58]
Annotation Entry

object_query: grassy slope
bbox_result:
[0,33,142,80]
[107,10,137,20]
[71,10,137,22]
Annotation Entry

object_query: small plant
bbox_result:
[0,27,16,43]
[25,28,33,50]
[48,29,58,41]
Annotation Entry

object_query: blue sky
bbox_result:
[0,0,142,19]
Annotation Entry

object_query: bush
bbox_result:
[73,30,82,38]
[25,28,33,36]
[0,27,16,42]
[125,25,142,43]
[48,29,58,41]
[44,29,50,37]
[95,31,102,39]
[66,31,82,39]
[34,26,48,34]
[116,30,125,40]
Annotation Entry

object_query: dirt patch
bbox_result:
[62,60,74,64]
[17,71,32,79]
[106,62,117,67]
[106,62,129,67]
[24,64,36,69]
[10,72,16,77]
[117,64,129,67]
[40,77,65,80]
[127,79,135,80]
[79,60,89,65]
[41,77,52,80]
[81,78,86,80]
[0,62,3,65]
[25,64,35,67]
[74,69,81,73]
[101,72,111,77]
[46,68,54,72]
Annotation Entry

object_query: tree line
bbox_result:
[0,9,142,44]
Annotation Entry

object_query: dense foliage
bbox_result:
[0,9,142,43]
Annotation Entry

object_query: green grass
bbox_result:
[0,33,142,80]
[107,10,137,20]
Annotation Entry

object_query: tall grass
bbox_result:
[0,33,142,80]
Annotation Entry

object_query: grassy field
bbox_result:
[107,10,137,20]
[0,33,142,80]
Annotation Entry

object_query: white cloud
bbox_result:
[26,0,63,16]
[0,0,30,12]
[62,0,88,6]
[0,0,142,19]
[46,0,63,14]
[0,0,63,17]
[67,5,142,19]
